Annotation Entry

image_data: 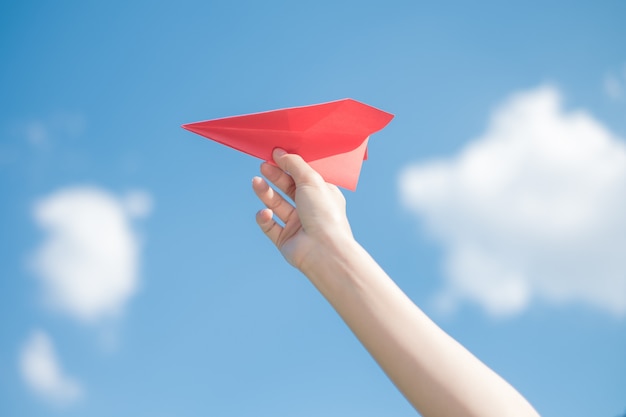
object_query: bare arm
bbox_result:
[252,149,540,417]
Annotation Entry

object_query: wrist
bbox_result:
[298,233,364,288]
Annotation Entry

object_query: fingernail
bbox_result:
[273,148,286,157]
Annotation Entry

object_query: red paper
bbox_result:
[182,98,393,190]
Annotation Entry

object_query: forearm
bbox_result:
[302,238,540,417]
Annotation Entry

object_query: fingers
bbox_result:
[255,208,282,247]
[260,163,297,201]
[272,148,323,188]
[252,176,295,223]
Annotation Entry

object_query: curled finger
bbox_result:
[252,176,295,223]
[255,208,283,247]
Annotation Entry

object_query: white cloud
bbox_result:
[399,86,626,317]
[31,186,151,323]
[19,330,83,405]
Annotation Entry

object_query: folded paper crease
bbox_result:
[182,98,393,190]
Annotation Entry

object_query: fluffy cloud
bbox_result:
[31,186,152,323]
[19,330,83,405]
[399,86,626,317]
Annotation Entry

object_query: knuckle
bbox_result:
[268,194,283,210]
[286,182,297,198]
[262,219,277,234]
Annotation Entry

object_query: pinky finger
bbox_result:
[255,208,283,247]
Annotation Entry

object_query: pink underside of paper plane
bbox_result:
[181,98,393,190]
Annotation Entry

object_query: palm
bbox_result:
[253,153,352,272]
[277,214,309,268]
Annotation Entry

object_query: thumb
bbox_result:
[272,148,323,187]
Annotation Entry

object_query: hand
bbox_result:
[252,149,354,273]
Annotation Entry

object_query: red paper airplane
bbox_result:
[182,99,394,191]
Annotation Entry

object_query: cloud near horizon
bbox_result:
[399,85,626,317]
[19,330,83,405]
[31,186,152,324]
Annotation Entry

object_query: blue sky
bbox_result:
[1,1,625,416]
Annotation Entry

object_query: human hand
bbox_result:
[252,149,355,273]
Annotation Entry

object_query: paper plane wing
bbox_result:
[182,98,393,190]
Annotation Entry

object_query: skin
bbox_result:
[252,148,540,417]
